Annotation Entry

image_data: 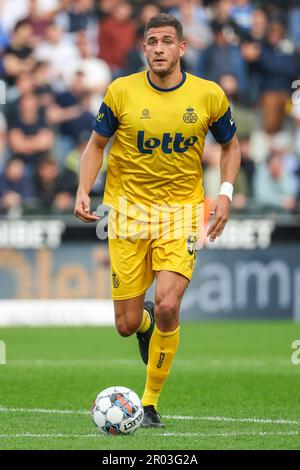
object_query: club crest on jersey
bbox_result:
[183,106,198,124]
[137,131,198,155]
[187,234,197,258]
[112,272,120,288]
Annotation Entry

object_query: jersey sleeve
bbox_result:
[209,88,236,144]
[93,87,119,137]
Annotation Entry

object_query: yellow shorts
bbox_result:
[107,205,203,300]
[108,235,198,300]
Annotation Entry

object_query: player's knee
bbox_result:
[155,299,178,325]
[115,318,139,337]
[116,322,134,337]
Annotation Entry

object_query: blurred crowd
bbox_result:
[0,0,300,216]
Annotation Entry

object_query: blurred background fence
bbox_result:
[0,211,299,324]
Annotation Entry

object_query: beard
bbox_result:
[148,56,179,78]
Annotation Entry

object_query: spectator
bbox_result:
[238,133,255,196]
[195,21,249,97]
[248,8,268,42]
[0,111,7,169]
[8,92,54,170]
[1,0,300,218]
[5,71,36,126]
[254,20,298,134]
[2,20,36,85]
[96,0,123,20]
[34,22,80,81]
[136,3,162,38]
[211,0,237,31]
[98,2,136,77]
[0,24,9,56]
[270,132,300,197]
[31,0,60,21]
[124,3,161,76]
[0,158,33,214]
[46,71,95,157]
[288,4,300,52]
[218,73,256,135]
[249,128,293,165]
[56,0,95,34]
[171,0,213,73]
[240,9,268,102]
[33,61,54,109]
[203,140,223,200]
[229,0,254,34]
[159,0,181,14]
[203,139,250,211]
[64,130,107,197]
[23,0,53,38]
[66,31,111,114]
[6,70,35,103]
[0,0,30,35]
[254,153,297,212]
[124,35,148,76]
[33,155,77,213]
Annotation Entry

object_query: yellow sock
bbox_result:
[141,325,180,410]
[138,309,151,334]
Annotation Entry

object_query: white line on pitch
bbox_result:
[0,406,299,425]
[7,359,140,366]
[164,415,300,425]
[0,407,88,415]
[0,431,299,439]
[6,358,290,367]
[0,434,98,438]
[155,431,300,438]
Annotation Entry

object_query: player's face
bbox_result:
[143,27,186,77]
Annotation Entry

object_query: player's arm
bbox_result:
[74,131,110,223]
[207,133,241,241]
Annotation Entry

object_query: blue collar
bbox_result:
[146,70,186,92]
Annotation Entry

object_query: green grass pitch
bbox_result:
[0,321,299,450]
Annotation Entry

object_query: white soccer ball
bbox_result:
[91,386,144,435]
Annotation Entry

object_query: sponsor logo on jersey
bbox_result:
[183,106,198,124]
[96,112,104,122]
[137,131,198,155]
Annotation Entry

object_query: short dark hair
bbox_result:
[14,19,31,33]
[144,13,183,40]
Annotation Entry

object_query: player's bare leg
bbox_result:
[114,293,155,362]
[114,293,146,337]
[141,270,189,427]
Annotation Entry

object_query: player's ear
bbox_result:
[179,40,187,58]
[142,41,147,55]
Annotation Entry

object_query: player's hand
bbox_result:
[207,195,230,242]
[74,190,100,223]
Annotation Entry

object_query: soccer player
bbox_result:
[74,14,241,428]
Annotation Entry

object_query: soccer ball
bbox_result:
[91,386,144,435]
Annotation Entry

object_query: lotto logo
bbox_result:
[137,131,198,155]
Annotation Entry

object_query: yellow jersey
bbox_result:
[93,70,236,211]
